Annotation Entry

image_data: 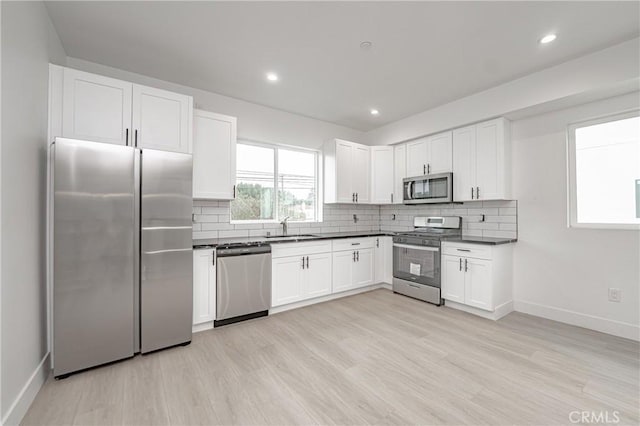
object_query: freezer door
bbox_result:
[140,149,193,353]
[53,138,135,377]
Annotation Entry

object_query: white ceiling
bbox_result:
[45,1,640,131]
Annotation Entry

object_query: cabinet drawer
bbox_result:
[332,237,376,252]
[271,240,332,258]
[442,242,492,260]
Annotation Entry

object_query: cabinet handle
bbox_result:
[356,193,358,203]
[376,238,379,248]
[125,128,129,146]
[427,163,431,174]
[353,251,356,262]
[423,164,426,175]
[351,242,360,246]
[212,252,215,267]
[390,193,393,203]
[233,185,236,198]
[356,251,360,262]
[464,259,468,272]
[134,129,138,148]
[476,186,480,199]
[471,187,474,199]
[306,256,309,269]
[352,193,355,202]
[456,248,471,252]
[459,258,462,271]
[302,257,305,269]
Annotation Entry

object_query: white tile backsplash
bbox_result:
[192,200,517,240]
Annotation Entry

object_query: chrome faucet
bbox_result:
[280,216,291,236]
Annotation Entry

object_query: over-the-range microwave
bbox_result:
[403,172,453,204]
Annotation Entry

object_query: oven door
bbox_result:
[403,172,452,204]
[393,243,441,287]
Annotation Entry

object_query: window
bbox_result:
[568,110,640,229]
[231,141,319,222]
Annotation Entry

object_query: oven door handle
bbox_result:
[393,243,439,252]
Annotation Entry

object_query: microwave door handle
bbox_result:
[405,181,413,200]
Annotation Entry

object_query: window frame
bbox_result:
[231,139,322,224]
[566,109,640,230]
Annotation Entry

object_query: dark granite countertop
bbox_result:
[193,231,397,249]
[442,236,517,245]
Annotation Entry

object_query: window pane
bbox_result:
[231,144,275,221]
[278,148,317,222]
[575,115,640,224]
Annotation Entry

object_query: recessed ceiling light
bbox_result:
[539,34,557,44]
[370,109,379,116]
[266,72,279,82]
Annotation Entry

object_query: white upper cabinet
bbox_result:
[132,84,192,153]
[58,67,193,154]
[370,146,394,204]
[62,68,132,146]
[426,131,453,174]
[324,139,370,204]
[405,131,452,177]
[453,125,477,202]
[393,144,406,204]
[453,118,510,201]
[406,137,428,177]
[192,109,237,200]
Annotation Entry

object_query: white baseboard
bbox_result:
[514,300,640,341]
[445,300,513,321]
[270,283,389,314]
[192,321,214,333]
[2,353,50,426]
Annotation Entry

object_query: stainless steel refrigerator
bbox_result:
[51,138,193,377]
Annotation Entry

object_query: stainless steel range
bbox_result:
[392,216,461,305]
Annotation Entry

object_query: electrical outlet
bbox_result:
[608,288,621,303]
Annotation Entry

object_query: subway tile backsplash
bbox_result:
[379,200,518,239]
[193,200,517,240]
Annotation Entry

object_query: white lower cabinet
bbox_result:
[374,236,393,284]
[332,238,375,293]
[271,242,332,307]
[441,242,513,319]
[193,249,216,328]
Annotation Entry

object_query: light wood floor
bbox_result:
[22,289,640,426]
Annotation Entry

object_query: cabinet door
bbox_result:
[406,138,428,177]
[305,253,332,299]
[475,119,504,200]
[335,141,354,203]
[370,146,394,204]
[465,258,493,311]
[132,84,192,153]
[352,145,371,203]
[452,125,476,202]
[427,131,453,174]
[441,255,465,303]
[374,237,393,284]
[193,110,237,199]
[353,248,374,288]
[193,250,216,325]
[393,144,406,204]
[272,256,304,307]
[332,250,354,293]
[62,68,132,145]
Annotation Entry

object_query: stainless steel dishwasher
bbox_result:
[215,243,271,326]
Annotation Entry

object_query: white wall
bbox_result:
[65,57,364,149]
[511,92,640,340]
[0,2,66,424]
[365,38,640,146]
